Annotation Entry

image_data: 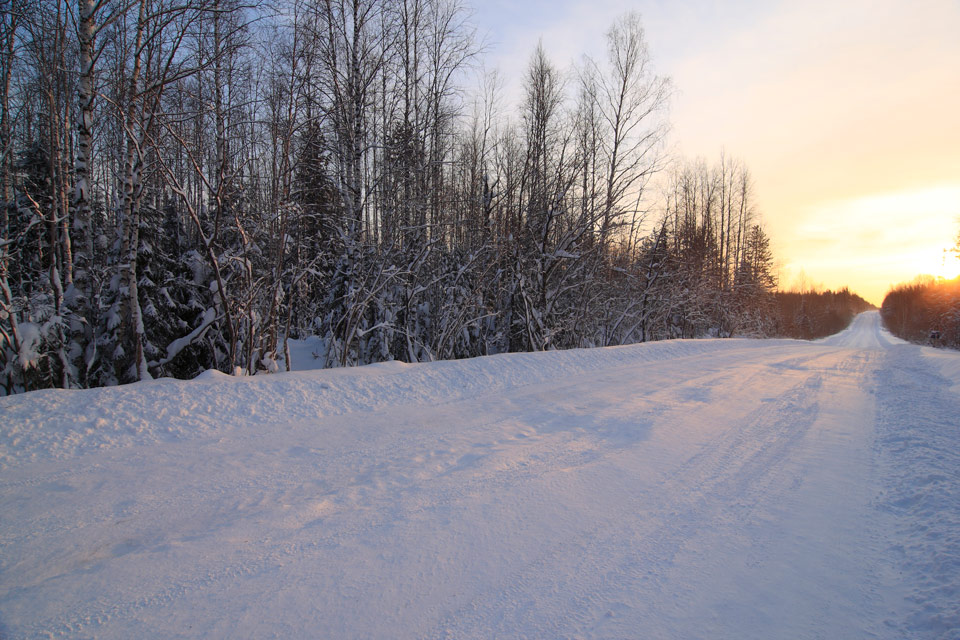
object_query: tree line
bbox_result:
[882,275,960,347]
[2,0,808,394]
[881,227,960,348]
[772,288,874,340]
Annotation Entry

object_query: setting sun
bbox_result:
[932,250,960,281]
[771,184,960,304]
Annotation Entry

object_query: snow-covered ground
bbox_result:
[2,311,958,639]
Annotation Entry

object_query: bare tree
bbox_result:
[590,12,668,252]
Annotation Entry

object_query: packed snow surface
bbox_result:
[2,311,958,639]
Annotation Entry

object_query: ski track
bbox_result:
[1,312,958,638]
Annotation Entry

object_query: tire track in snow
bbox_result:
[426,350,853,639]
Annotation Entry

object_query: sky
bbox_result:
[469,0,960,305]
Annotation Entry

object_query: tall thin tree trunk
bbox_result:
[73,0,97,382]
[120,0,149,381]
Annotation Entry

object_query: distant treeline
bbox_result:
[772,289,875,340]
[882,276,960,348]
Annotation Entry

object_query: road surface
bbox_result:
[1,311,958,638]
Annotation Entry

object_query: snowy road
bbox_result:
[2,311,959,639]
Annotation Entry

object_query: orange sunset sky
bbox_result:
[473,0,960,305]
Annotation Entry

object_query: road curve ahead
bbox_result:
[1,312,958,639]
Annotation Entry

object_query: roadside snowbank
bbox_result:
[1,337,781,469]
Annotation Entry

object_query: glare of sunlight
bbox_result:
[932,248,960,280]
[784,184,960,304]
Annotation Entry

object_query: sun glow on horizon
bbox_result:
[930,249,960,281]
[777,184,960,305]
